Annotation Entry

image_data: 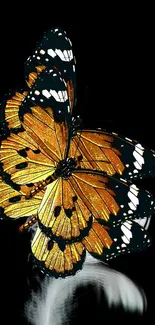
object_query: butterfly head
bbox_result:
[55,157,76,178]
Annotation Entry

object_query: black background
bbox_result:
[0,19,154,323]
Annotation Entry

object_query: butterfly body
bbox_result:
[0,27,155,277]
[55,157,77,178]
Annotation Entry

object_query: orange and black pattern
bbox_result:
[0,27,155,277]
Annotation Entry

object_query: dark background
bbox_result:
[0,19,154,323]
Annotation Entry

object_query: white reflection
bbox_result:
[25,252,146,325]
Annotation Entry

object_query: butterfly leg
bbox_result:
[19,215,37,232]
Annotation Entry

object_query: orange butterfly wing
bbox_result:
[68,130,125,176]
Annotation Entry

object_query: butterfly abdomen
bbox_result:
[19,215,38,232]
[26,173,58,199]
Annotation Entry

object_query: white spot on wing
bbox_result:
[123,221,132,230]
[55,49,73,62]
[128,202,137,210]
[130,184,139,190]
[40,49,45,55]
[120,178,127,183]
[128,184,139,211]
[125,137,132,142]
[42,90,51,99]
[47,49,56,58]
[136,143,144,150]
[135,146,144,155]
[133,143,145,170]
[50,90,68,102]
[121,221,133,244]
[134,216,151,230]
[130,184,139,196]
[134,161,142,170]
[34,90,40,95]
[133,151,144,167]
[122,235,130,244]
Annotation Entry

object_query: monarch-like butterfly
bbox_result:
[0,27,155,277]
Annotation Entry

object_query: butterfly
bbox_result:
[0,27,155,277]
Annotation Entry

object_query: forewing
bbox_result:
[88,220,152,262]
[25,27,76,110]
[0,126,55,185]
[70,170,155,225]
[69,129,155,180]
